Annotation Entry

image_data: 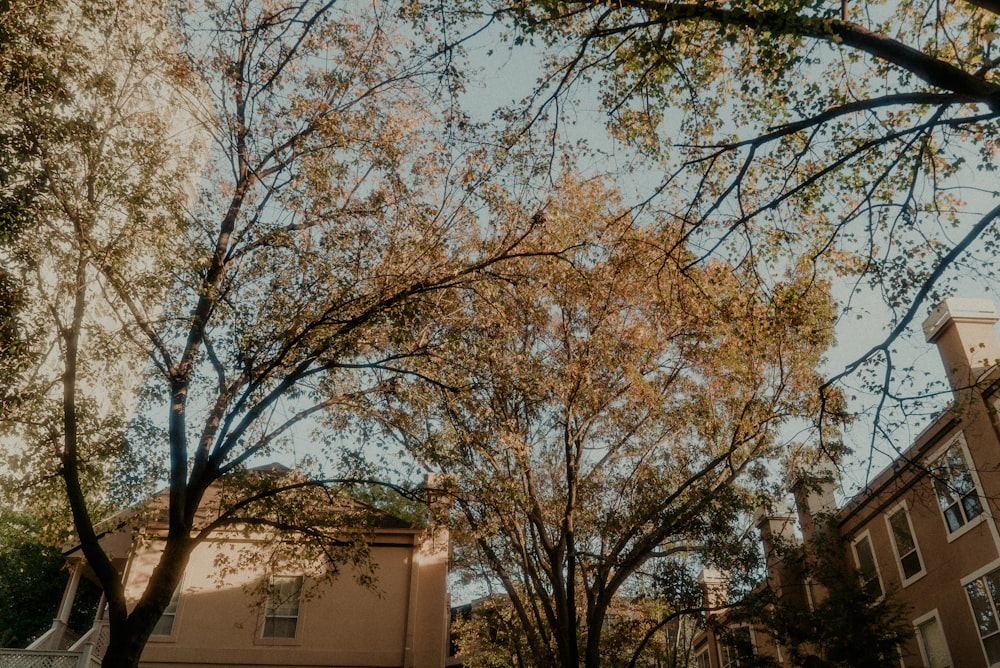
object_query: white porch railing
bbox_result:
[0,648,101,668]
[26,621,81,651]
[68,620,109,661]
[17,567,110,668]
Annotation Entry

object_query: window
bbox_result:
[886,505,924,582]
[263,575,302,639]
[965,569,1000,665]
[852,533,884,598]
[931,440,983,533]
[694,648,710,668]
[915,613,952,668]
[717,627,753,668]
[151,586,181,636]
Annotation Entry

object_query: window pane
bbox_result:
[985,633,1000,664]
[944,504,964,533]
[963,491,983,521]
[951,453,975,495]
[917,617,950,668]
[151,587,180,636]
[932,443,981,530]
[888,509,922,579]
[264,575,302,639]
[966,579,999,636]
[271,594,300,617]
[729,626,752,654]
[266,576,302,616]
[163,590,180,615]
[855,537,875,573]
[719,643,735,668]
[854,537,883,597]
[264,617,297,639]
[986,572,1000,604]
[720,626,753,668]
[901,551,922,579]
[151,612,175,637]
[719,627,753,668]
[934,477,958,512]
[888,510,916,554]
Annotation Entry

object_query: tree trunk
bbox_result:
[584,592,610,668]
[99,536,193,668]
[100,624,153,668]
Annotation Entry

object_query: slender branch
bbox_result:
[194,477,422,541]
[821,201,1000,392]
[591,3,1000,109]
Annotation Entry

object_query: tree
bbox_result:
[369,176,838,667]
[434,0,1000,451]
[451,596,537,668]
[0,509,101,648]
[0,0,59,402]
[734,530,913,667]
[0,1,556,666]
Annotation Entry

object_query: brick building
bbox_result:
[695,298,1000,668]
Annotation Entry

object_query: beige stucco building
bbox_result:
[695,297,1000,667]
[14,478,450,668]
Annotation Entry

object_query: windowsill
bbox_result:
[946,513,986,543]
[254,635,302,646]
[900,569,927,588]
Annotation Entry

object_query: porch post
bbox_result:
[57,561,83,624]
[77,640,95,668]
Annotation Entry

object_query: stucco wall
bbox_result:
[128,528,447,668]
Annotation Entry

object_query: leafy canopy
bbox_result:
[370,175,838,667]
[426,0,1000,457]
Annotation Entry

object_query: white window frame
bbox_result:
[913,609,953,668]
[884,501,926,586]
[928,433,985,542]
[261,574,303,641]
[988,395,1000,436]
[149,580,182,639]
[693,645,711,668]
[716,625,754,668]
[962,565,1000,667]
[851,530,884,600]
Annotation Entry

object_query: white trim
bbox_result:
[960,568,1000,667]
[913,609,953,668]
[804,576,816,611]
[945,511,986,542]
[926,433,989,543]
[148,576,184,641]
[56,562,82,624]
[693,646,711,668]
[258,574,305,644]
[962,425,1000,555]
[960,557,1000,587]
[716,624,756,668]
[884,500,927,587]
[851,529,884,600]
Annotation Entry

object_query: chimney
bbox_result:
[789,463,838,545]
[699,569,728,614]
[754,502,799,590]
[423,472,454,522]
[923,298,1000,393]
